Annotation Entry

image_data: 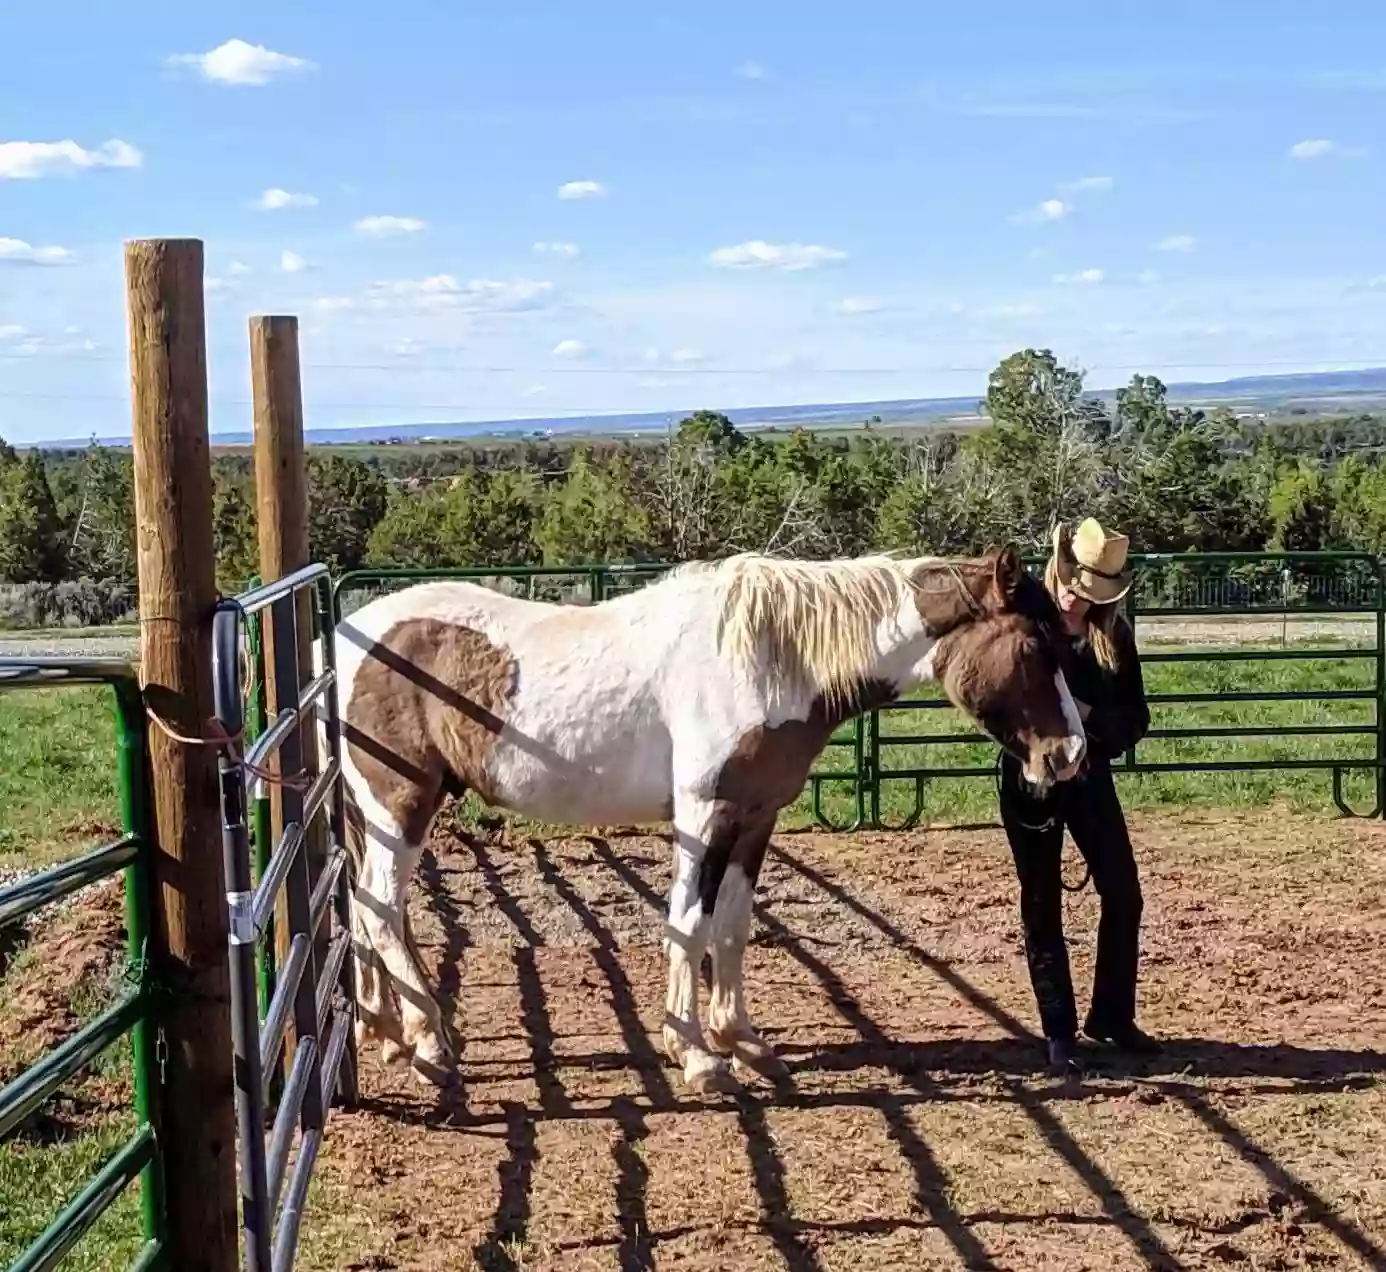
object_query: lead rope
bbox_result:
[993,752,1092,894]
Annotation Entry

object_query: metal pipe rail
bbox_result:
[211,566,358,1272]
[0,658,167,1270]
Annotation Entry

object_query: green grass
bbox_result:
[0,1112,147,1271]
[0,685,122,868]
[0,921,144,1271]
[802,638,1382,829]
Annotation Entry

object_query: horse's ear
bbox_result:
[992,543,1022,605]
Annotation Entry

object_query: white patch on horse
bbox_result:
[329,549,1084,1093]
[1056,668,1087,768]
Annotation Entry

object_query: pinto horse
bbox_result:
[327,545,1085,1095]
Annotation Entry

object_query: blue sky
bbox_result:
[2,0,1386,441]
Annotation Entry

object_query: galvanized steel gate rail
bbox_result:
[212,563,358,1272]
[335,550,1386,831]
[0,657,167,1271]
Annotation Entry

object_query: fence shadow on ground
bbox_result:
[353,829,1386,1272]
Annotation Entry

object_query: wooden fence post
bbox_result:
[125,237,239,1272]
[250,315,327,1073]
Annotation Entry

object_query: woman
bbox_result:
[997,516,1159,1075]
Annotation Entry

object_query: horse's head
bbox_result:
[912,545,1087,791]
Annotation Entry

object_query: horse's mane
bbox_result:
[674,552,921,709]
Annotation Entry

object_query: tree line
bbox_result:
[3,348,1386,627]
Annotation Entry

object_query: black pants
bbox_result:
[997,754,1143,1041]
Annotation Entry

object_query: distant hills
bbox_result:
[35,364,1386,450]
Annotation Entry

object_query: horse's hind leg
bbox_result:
[706,818,790,1084]
[662,792,740,1096]
[353,798,456,1086]
[341,795,407,1065]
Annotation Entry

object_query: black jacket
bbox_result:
[1057,617,1151,764]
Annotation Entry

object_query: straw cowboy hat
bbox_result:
[1052,517,1133,605]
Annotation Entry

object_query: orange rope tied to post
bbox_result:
[143,704,316,793]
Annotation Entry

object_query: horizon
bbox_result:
[4,2,1386,443]
[21,361,1386,451]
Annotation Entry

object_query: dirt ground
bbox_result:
[6,807,1386,1271]
[301,806,1386,1272]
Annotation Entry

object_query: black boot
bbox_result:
[1046,1034,1083,1076]
[1083,1018,1163,1054]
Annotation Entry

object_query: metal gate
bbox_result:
[212,563,358,1272]
[0,657,167,1271]
[334,550,1386,831]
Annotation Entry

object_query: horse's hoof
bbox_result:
[408,1032,456,1086]
[686,1061,742,1098]
[732,1049,791,1086]
[410,1054,458,1088]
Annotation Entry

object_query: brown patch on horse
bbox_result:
[696,677,898,910]
[345,617,518,843]
[715,677,897,817]
[909,547,1023,635]
[930,612,1071,760]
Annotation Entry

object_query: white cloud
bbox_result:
[168,39,315,86]
[735,61,769,80]
[312,296,354,312]
[280,250,310,273]
[1288,138,1339,160]
[0,238,75,266]
[0,324,27,340]
[532,240,581,258]
[254,187,318,210]
[669,347,707,364]
[366,275,554,314]
[1011,198,1070,224]
[557,179,606,200]
[708,240,847,271]
[1059,175,1114,193]
[0,138,141,180]
[521,385,547,397]
[227,260,251,276]
[205,276,232,294]
[1155,234,1197,252]
[552,338,586,358]
[1138,269,1161,284]
[354,215,426,237]
[838,296,882,315]
[1053,268,1104,285]
[974,301,1046,319]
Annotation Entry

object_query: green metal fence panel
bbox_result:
[332,552,1386,830]
[0,658,167,1270]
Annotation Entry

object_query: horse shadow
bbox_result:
[358,828,1386,1272]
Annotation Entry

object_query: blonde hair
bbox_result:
[705,552,917,710]
[1044,556,1123,673]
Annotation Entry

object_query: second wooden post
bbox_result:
[250,314,327,1075]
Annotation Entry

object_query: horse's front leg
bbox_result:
[662,794,741,1096]
[706,820,790,1084]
